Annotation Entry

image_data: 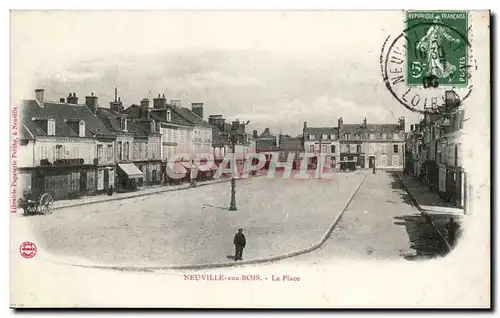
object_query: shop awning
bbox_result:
[195,164,212,172]
[167,162,187,174]
[181,161,194,169]
[118,163,143,179]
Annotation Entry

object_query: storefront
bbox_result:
[117,163,144,192]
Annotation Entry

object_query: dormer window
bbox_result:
[79,120,85,137]
[150,120,156,133]
[120,117,127,131]
[166,109,172,122]
[156,123,161,133]
[330,134,336,140]
[309,134,315,140]
[47,119,56,136]
[321,134,327,140]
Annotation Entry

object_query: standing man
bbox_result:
[233,228,246,261]
[446,217,460,247]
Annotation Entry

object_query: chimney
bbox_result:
[191,103,204,119]
[140,98,150,119]
[363,117,367,128]
[303,121,307,130]
[276,134,280,148]
[35,88,45,107]
[170,100,181,107]
[85,92,98,114]
[110,97,123,113]
[337,117,343,131]
[253,129,258,139]
[59,98,65,103]
[67,92,78,104]
[153,93,167,109]
[399,116,406,131]
[410,124,415,131]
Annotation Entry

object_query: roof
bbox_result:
[20,122,35,140]
[259,128,273,138]
[340,124,401,135]
[20,99,115,138]
[256,136,301,152]
[212,126,230,147]
[173,106,212,127]
[303,127,338,136]
[256,138,278,152]
[126,104,194,127]
[279,137,303,151]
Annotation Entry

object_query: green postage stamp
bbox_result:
[406,11,468,87]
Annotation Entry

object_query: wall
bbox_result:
[116,135,134,162]
[18,140,35,168]
[34,137,95,165]
[193,125,212,158]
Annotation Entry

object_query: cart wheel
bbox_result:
[39,193,54,215]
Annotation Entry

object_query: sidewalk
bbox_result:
[17,172,266,214]
[396,172,464,252]
[396,172,464,216]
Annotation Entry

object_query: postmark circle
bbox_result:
[381,17,475,114]
[20,241,37,259]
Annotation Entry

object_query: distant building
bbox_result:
[303,122,339,168]
[338,117,406,170]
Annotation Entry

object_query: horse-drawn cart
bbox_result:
[18,192,54,216]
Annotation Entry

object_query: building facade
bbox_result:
[338,117,405,170]
[303,122,339,168]
[19,89,116,201]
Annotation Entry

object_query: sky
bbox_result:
[11,10,422,135]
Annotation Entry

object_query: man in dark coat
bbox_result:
[446,217,460,247]
[233,228,246,261]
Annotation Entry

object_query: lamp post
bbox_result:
[229,123,239,211]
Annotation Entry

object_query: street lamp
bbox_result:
[229,122,240,211]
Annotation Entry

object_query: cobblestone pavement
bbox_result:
[284,171,449,264]
[25,170,366,266]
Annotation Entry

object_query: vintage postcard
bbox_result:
[9,10,490,308]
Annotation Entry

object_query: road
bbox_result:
[285,171,449,264]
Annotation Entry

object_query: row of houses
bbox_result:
[251,117,406,171]
[18,88,254,200]
[404,91,467,210]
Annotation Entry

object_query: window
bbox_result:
[124,142,129,161]
[393,133,399,140]
[344,134,350,140]
[97,145,104,162]
[370,134,375,140]
[47,119,56,136]
[107,145,113,162]
[392,155,399,167]
[322,134,327,140]
[355,134,360,140]
[322,145,328,153]
[150,120,156,133]
[331,145,336,153]
[343,157,347,161]
[120,117,127,131]
[117,141,122,160]
[330,134,336,140]
[354,156,358,162]
[393,144,399,153]
[166,110,172,122]
[455,144,459,166]
[309,134,315,140]
[346,145,351,153]
[79,121,85,137]
[356,145,362,153]
[381,155,388,166]
[309,145,314,153]
[382,133,387,140]
[55,145,63,159]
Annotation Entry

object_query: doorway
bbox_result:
[369,156,375,168]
